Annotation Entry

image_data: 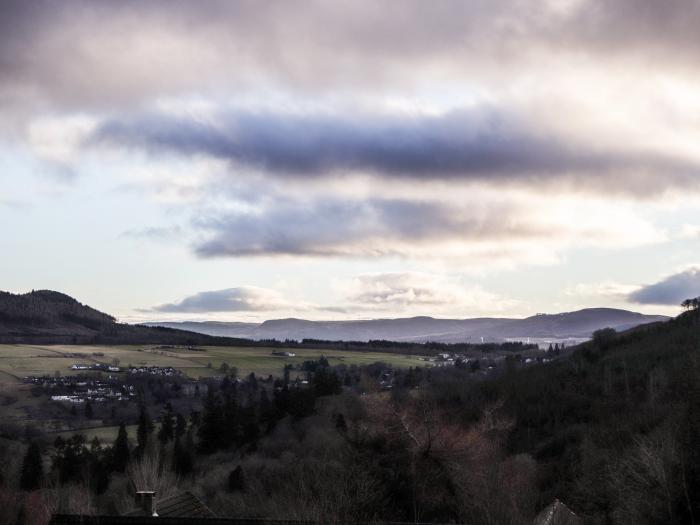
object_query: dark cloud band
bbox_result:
[92,109,700,190]
[628,268,700,305]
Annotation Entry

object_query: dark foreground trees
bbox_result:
[10,313,700,524]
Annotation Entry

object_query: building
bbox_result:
[533,499,583,525]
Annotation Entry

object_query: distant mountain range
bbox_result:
[145,308,669,344]
[0,290,669,345]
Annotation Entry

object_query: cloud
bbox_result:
[145,274,519,318]
[187,191,664,265]
[566,281,638,300]
[151,286,295,313]
[90,108,700,193]
[119,226,184,242]
[628,267,700,305]
[564,0,700,63]
[678,224,700,240]
[0,198,28,209]
[336,271,520,315]
[346,272,464,307]
[3,0,700,114]
[192,197,550,258]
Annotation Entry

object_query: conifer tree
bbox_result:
[222,392,240,447]
[228,465,246,492]
[158,403,175,444]
[113,422,130,472]
[175,413,187,439]
[20,442,43,491]
[198,390,224,453]
[173,435,193,476]
[136,403,153,457]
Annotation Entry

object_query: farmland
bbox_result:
[0,343,431,440]
[0,344,429,380]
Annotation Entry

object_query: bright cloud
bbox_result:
[335,272,521,316]
[151,287,298,313]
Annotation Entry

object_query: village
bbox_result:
[419,343,563,370]
[22,363,190,406]
[23,374,136,404]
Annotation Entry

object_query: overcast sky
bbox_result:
[1,0,699,321]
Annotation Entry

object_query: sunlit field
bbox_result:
[0,344,429,380]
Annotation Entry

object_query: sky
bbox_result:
[1,0,700,322]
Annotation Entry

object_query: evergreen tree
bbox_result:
[136,403,154,457]
[113,422,130,472]
[247,372,258,390]
[158,404,175,444]
[52,434,87,484]
[241,404,260,447]
[198,390,224,453]
[88,438,111,495]
[313,366,342,396]
[173,435,193,476]
[228,465,246,492]
[222,392,241,447]
[84,400,94,419]
[259,388,278,433]
[190,409,201,428]
[175,413,187,439]
[334,413,348,433]
[20,442,43,491]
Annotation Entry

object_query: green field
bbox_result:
[0,344,430,380]
[52,423,139,444]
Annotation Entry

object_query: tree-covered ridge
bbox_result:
[0,290,115,328]
[470,304,700,523]
[0,290,250,345]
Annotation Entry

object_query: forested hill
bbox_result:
[451,306,700,523]
[0,290,246,345]
[0,290,116,328]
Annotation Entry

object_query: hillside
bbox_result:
[0,290,245,345]
[147,308,669,343]
[452,307,700,523]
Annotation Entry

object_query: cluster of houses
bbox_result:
[128,365,183,377]
[71,363,121,372]
[420,350,557,370]
[23,374,136,404]
[378,371,394,390]
[271,351,297,357]
[419,353,497,369]
[68,362,185,377]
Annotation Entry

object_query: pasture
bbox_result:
[52,423,139,444]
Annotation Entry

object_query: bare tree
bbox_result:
[127,446,180,502]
